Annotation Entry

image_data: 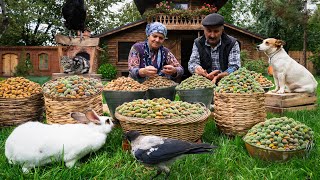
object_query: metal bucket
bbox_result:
[103,90,146,119]
[146,85,177,101]
[176,87,214,108]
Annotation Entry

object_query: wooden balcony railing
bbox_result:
[147,14,205,30]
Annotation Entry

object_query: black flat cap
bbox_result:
[202,13,224,26]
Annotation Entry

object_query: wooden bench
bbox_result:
[265,92,317,114]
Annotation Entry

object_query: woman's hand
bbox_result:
[161,65,177,75]
[139,66,157,77]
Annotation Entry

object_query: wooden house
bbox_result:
[0,32,100,77]
[94,0,266,79]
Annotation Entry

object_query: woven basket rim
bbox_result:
[214,91,265,95]
[115,107,210,125]
[176,87,214,91]
[42,79,103,101]
[0,92,43,100]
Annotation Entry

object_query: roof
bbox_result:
[93,19,264,41]
[133,0,228,15]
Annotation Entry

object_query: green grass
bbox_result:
[0,77,320,179]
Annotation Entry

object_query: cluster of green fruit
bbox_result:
[176,74,215,90]
[43,75,103,98]
[248,71,274,88]
[215,67,264,93]
[116,98,206,119]
[244,117,314,151]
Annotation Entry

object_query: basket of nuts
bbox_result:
[243,117,314,161]
[103,77,148,119]
[42,75,103,124]
[115,98,211,142]
[176,74,215,108]
[214,68,266,136]
[142,76,177,101]
[0,77,44,126]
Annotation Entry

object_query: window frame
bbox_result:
[117,41,136,65]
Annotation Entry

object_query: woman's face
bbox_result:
[147,32,165,50]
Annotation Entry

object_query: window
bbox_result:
[118,42,135,63]
[174,3,188,9]
[39,53,49,70]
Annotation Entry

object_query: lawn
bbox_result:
[0,77,319,179]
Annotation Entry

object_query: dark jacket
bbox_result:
[195,33,238,73]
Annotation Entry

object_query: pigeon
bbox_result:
[125,130,218,179]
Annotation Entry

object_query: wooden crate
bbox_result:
[265,92,317,114]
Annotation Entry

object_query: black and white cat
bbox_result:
[60,55,90,74]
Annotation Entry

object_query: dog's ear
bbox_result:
[275,39,285,47]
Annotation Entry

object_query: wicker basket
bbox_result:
[44,90,103,124]
[0,93,44,126]
[213,92,266,136]
[115,107,211,142]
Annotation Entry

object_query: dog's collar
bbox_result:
[267,48,282,64]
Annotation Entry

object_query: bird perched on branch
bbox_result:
[125,130,218,179]
[62,0,87,42]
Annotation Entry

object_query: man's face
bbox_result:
[203,26,224,47]
[147,32,165,50]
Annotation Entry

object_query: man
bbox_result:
[128,22,184,82]
[188,13,241,84]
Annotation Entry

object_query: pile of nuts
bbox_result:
[0,77,42,98]
[142,76,177,88]
[215,67,264,93]
[104,77,148,91]
[176,74,215,90]
[43,75,103,98]
[116,98,206,119]
[244,117,314,151]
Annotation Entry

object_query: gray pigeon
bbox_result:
[125,130,217,179]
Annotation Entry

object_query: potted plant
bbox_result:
[97,63,117,82]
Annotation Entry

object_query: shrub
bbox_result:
[14,52,33,76]
[241,50,268,74]
[309,51,320,75]
[98,63,117,80]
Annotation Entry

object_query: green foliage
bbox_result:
[98,63,117,80]
[308,53,320,75]
[98,43,109,67]
[241,50,268,74]
[0,0,125,46]
[26,76,51,85]
[14,51,33,76]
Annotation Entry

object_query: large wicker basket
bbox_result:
[213,92,266,136]
[0,93,44,126]
[44,90,103,124]
[115,107,211,142]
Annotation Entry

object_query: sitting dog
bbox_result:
[60,55,90,74]
[257,38,317,94]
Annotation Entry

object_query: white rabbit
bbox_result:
[5,110,114,173]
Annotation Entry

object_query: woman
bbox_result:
[128,22,184,82]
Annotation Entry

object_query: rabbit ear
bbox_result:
[85,110,101,124]
[71,112,90,123]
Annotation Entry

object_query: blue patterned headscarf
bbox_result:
[145,22,167,38]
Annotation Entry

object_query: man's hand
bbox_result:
[139,66,157,77]
[206,70,221,80]
[195,66,208,77]
[161,65,177,76]
[212,72,229,84]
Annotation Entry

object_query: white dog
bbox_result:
[257,38,317,94]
